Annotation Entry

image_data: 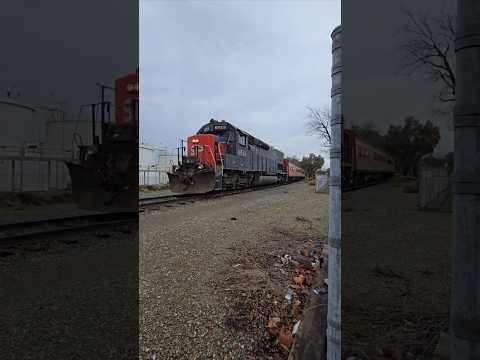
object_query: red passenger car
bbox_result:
[283,159,305,181]
[342,128,395,187]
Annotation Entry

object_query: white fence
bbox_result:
[139,153,177,186]
[315,174,329,193]
[418,166,452,211]
[139,167,169,186]
[0,145,72,192]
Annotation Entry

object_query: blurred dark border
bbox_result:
[0,2,139,358]
[342,0,454,357]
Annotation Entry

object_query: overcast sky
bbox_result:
[343,0,455,156]
[0,1,137,117]
[140,0,340,167]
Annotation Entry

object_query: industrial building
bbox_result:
[139,143,177,186]
[0,97,97,192]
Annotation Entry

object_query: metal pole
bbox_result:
[450,1,480,357]
[180,139,185,158]
[19,160,23,192]
[327,25,342,360]
[101,85,105,137]
[48,160,51,190]
[91,104,96,146]
[11,159,15,192]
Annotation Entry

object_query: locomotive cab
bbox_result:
[186,134,221,167]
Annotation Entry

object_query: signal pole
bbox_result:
[450,0,480,358]
[327,25,342,360]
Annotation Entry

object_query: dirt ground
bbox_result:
[0,191,72,208]
[140,181,329,359]
[342,177,452,359]
[0,223,138,359]
[0,191,110,226]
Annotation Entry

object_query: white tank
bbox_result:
[0,98,46,191]
[0,100,96,191]
[45,119,97,159]
[0,98,38,146]
[139,144,178,186]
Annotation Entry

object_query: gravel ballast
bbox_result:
[0,224,138,359]
[140,181,329,359]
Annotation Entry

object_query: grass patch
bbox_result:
[140,184,169,192]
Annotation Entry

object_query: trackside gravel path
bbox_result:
[140,181,329,359]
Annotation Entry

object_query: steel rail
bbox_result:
[139,180,302,208]
[0,212,137,241]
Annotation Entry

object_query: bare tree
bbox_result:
[399,5,456,105]
[305,106,331,148]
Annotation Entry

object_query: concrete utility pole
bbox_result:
[327,25,342,360]
[450,0,480,358]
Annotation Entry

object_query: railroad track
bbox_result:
[0,212,137,241]
[342,177,395,193]
[139,182,297,208]
[139,193,202,207]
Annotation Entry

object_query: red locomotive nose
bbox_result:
[187,134,219,167]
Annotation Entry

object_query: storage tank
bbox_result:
[45,119,98,157]
[0,98,46,191]
[139,144,178,186]
[139,143,161,186]
[0,98,38,146]
[45,118,98,189]
[0,99,95,191]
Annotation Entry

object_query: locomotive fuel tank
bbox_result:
[256,175,278,186]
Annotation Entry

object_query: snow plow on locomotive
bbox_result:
[168,119,304,194]
[342,128,395,188]
[65,70,138,212]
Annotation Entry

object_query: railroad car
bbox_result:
[342,128,394,187]
[168,119,289,194]
[66,70,138,211]
[284,159,305,181]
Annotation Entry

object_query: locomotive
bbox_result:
[168,119,304,194]
[342,128,395,188]
[65,70,138,212]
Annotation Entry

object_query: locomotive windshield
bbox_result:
[197,119,271,151]
[198,123,228,134]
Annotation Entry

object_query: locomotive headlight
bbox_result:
[126,83,139,92]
